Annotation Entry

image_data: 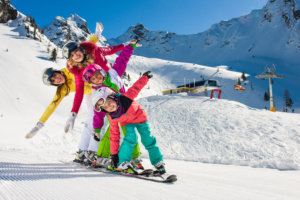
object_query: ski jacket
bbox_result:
[93,44,134,131]
[39,68,92,123]
[108,76,149,155]
[67,41,124,114]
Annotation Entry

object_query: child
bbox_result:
[63,25,134,134]
[81,40,144,169]
[92,71,166,175]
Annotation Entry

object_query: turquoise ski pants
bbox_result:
[118,121,163,166]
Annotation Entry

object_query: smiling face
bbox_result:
[95,97,118,113]
[50,72,65,85]
[90,71,104,85]
[70,48,84,63]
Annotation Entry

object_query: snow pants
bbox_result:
[78,94,100,151]
[118,121,163,166]
[97,116,141,159]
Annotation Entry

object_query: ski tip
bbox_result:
[165,176,177,183]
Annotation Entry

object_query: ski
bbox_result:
[60,160,177,183]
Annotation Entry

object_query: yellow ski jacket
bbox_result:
[39,68,92,123]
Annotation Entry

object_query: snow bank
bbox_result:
[138,95,300,170]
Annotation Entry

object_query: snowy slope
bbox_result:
[1,151,300,200]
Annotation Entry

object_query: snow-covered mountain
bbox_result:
[106,0,300,111]
[42,14,92,47]
[108,0,300,70]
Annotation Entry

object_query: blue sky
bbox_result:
[12,0,268,39]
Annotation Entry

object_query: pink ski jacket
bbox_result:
[108,76,149,155]
[67,41,124,113]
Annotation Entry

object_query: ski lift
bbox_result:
[234,84,245,91]
[177,79,221,93]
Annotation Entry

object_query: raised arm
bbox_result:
[123,75,149,100]
[39,91,66,123]
[98,44,124,56]
[112,44,134,77]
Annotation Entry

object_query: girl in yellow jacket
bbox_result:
[25,66,103,160]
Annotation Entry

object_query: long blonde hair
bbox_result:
[53,73,70,105]
[67,51,94,69]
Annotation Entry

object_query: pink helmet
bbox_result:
[82,64,106,85]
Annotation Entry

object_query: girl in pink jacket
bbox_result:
[62,39,133,132]
[92,72,166,175]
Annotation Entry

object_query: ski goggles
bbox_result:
[95,98,106,112]
[82,69,95,83]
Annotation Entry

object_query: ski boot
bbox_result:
[86,151,97,166]
[131,157,144,170]
[154,161,166,175]
[115,161,138,175]
[93,156,110,168]
[73,150,88,163]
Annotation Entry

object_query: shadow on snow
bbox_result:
[0,162,116,181]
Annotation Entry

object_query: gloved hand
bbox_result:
[142,71,153,79]
[93,132,100,142]
[64,112,77,133]
[25,121,44,139]
[110,154,119,168]
[122,39,142,47]
[94,22,103,39]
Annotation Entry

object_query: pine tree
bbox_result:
[264,92,269,101]
[50,48,57,62]
[33,25,37,39]
[284,89,293,108]
[241,72,246,81]
[65,25,71,41]
[123,71,127,78]
[47,43,50,53]
[128,74,131,82]
[237,78,241,85]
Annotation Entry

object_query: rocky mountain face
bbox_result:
[42,14,91,47]
[107,0,300,74]
[0,0,17,23]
